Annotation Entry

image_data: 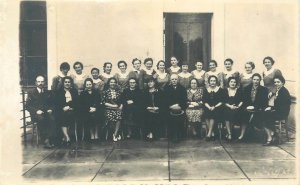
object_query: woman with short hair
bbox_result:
[70,61,90,95]
[191,61,206,87]
[115,60,130,92]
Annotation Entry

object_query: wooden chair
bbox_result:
[275,118,289,144]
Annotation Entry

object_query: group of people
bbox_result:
[26,56,291,148]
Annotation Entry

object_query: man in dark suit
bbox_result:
[128,58,144,90]
[26,75,55,148]
[240,73,268,141]
[164,74,187,143]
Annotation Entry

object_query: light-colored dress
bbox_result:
[262,68,282,93]
[240,73,253,88]
[154,72,170,90]
[191,70,206,87]
[70,73,90,95]
[167,66,181,75]
[99,73,114,85]
[186,88,204,122]
[92,78,105,94]
[178,72,193,89]
[204,70,224,88]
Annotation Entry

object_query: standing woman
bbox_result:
[167,56,181,75]
[264,75,291,146]
[70,61,90,95]
[121,77,143,139]
[240,62,255,89]
[178,62,193,89]
[80,78,102,142]
[186,78,204,138]
[102,77,123,142]
[100,62,114,84]
[143,77,164,140]
[191,61,206,87]
[128,58,143,89]
[204,60,224,88]
[55,76,78,146]
[141,58,156,89]
[153,60,170,91]
[262,56,283,106]
[203,75,225,141]
[115,60,130,92]
[91,67,105,94]
[222,58,240,88]
[223,77,243,141]
[51,62,70,92]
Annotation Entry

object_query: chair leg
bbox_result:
[278,121,282,145]
[284,120,289,142]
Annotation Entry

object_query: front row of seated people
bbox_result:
[26,61,291,148]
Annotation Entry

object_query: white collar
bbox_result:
[223,69,236,76]
[192,70,205,77]
[118,71,129,78]
[170,66,180,72]
[242,72,253,79]
[145,68,154,75]
[264,67,275,76]
[58,72,68,78]
[207,86,220,93]
[102,73,113,78]
[92,78,102,83]
[36,87,43,93]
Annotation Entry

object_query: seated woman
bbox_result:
[191,61,206,87]
[80,78,102,142]
[121,77,143,139]
[178,62,193,89]
[240,73,268,142]
[186,78,204,138]
[55,76,78,146]
[203,75,225,141]
[102,77,123,142]
[143,77,164,140]
[153,60,170,91]
[221,58,240,88]
[141,58,156,89]
[166,56,181,75]
[115,60,130,92]
[264,75,291,146]
[223,77,243,141]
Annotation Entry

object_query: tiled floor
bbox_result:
[22,139,296,183]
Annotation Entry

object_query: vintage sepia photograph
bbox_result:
[0,0,298,184]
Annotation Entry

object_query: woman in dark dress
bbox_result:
[264,75,291,146]
[143,77,164,140]
[55,76,78,145]
[223,77,243,141]
[102,77,123,142]
[80,78,102,142]
[121,77,143,139]
[203,75,225,141]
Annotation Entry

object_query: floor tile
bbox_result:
[222,142,265,148]
[113,140,168,149]
[169,139,222,149]
[237,160,296,179]
[42,149,111,164]
[23,146,55,164]
[170,161,246,180]
[73,141,114,150]
[107,148,168,162]
[169,147,231,161]
[226,147,294,161]
[23,163,101,181]
[93,162,168,181]
[279,146,296,157]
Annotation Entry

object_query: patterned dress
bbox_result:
[186,88,204,122]
[102,88,122,122]
[191,70,206,87]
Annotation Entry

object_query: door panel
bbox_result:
[164,13,212,71]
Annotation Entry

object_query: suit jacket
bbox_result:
[128,70,144,90]
[274,86,291,120]
[243,84,268,111]
[26,88,54,121]
[164,84,188,111]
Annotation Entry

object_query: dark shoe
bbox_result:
[205,136,210,141]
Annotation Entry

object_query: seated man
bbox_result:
[164,74,187,143]
[26,75,55,148]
